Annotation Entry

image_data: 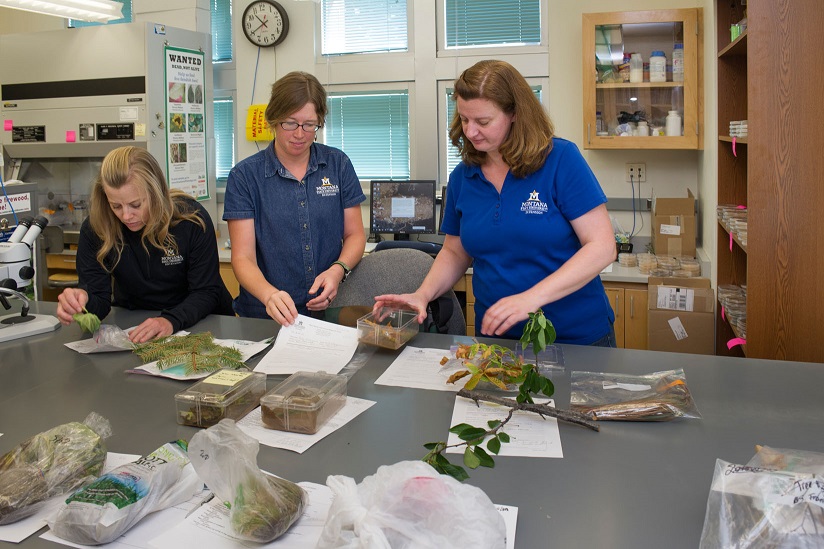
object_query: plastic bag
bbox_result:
[95,324,134,350]
[569,368,701,421]
[48,439,202,545]
[699,457,824,548]
[188,419,307,543]
[0,412,111,525]
[748,446,824,476]
[318,460,506,549]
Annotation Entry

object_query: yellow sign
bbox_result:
[246,105,274,142]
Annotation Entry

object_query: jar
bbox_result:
[649,50,666,82]
[629,53,643,83]
[637,120,649,136]
[672,43,684,82]
[666,111,682,136]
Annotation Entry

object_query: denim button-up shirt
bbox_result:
[223,142,365,318]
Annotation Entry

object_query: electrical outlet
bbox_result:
[625,163,646,182]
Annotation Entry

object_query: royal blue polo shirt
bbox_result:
[441,137,614,345]
[223,142,365,318]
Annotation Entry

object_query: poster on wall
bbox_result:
[164,46,209,200]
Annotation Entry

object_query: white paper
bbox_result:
[496,504,519,549]
[600,263,613,273]
[129,338,273,380]
[147,481,333,549]
[235,397,375,454]
[0,453,139,544]
[603,382,652,391]
[656,287,695,311]
[374,346,462,392]
[254,315,359,375]
[446,397,563,459]
[667,317,689,340]
[660,223,681,235]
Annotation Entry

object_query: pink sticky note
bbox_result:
[736,205,746,210]
[3,120,12,131]
[66,131,76,143]
[721,306,726,322]
[732,136,737,157]
[727,337,746,350]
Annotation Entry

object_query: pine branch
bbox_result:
[133,332,245,374]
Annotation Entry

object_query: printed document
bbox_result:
[374,346,462,392]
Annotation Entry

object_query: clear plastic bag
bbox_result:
[0,412,111,525]
[699,456,824,548]
[318,460,507,549]
[188,419,307,543]
[94,324,134,350]
[569,368,701,421]
[49,439,202,545]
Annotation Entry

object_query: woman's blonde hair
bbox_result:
[449,60,554,179]
[264,71,327,133]
[89,146,204,270]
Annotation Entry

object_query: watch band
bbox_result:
[332,260,351,281]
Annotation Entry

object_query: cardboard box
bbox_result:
[647,277,714,355]
[652,189,697,257]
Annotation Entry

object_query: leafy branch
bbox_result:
[132,332,245,375]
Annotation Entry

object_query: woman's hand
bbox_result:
[480,292,538,337]
[129,317,174,343]
[265,290,299,326]
[306,266,343,312]
[373,293,429,324]
[56,288,90,325]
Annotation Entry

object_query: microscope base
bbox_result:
[0,313,61,343]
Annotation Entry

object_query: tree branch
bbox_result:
[457,389,600,432]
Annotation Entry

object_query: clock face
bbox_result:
[243,0,289,47]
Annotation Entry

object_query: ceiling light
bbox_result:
[0,0,123,23]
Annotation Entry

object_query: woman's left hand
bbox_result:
[480,293,538,337]
[306,267,343,311]
[129,317,174,343]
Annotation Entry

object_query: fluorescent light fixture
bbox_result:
[0,0,123,22]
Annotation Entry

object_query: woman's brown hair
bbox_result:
[449,60,554,178]
[264,71,328,132]
[89,146,204,270]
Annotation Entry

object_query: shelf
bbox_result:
[718,31,747,58]
[718,136,747,144]
[718,221,747,253]
[596,82,685,89]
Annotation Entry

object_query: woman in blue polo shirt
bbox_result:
[376,60,617,346]
[224,72,366,324]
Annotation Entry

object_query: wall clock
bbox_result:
[242,0,289,48]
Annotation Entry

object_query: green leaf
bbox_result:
[423,442,440,450]
[538,314,547,329]
[497,432,511,443]
[73,310,101,334]
[457,427,487,442]
[448,423,475,435]
[464,372,483,390]
[487,437,501,455]
[487,419,502,429]
[542,379,556,397]
[463,447,481,469]
[536,330,546,352]
[434,453,452,467]
[441,463,470,482]
[473,446,495,468]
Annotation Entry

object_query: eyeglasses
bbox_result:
[279,121,322,133]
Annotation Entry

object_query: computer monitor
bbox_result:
[369,180,437,240]
[438,184,448,235]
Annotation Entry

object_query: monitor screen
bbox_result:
[370,180,437,239]
[438,184,448,235]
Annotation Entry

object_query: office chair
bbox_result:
[329,248,466,335]
[373,240,442,257]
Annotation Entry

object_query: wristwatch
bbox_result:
[332,260,351,282]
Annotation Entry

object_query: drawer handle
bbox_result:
[630,295,634,318]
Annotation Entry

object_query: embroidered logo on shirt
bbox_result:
[161,246,184,266]
[316,176,340,197]
[520,190,548,215]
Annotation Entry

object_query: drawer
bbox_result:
[46,254,78,270]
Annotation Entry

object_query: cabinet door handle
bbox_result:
[587,123,591,144]
[614,294,620,314]
[630,295,634,318]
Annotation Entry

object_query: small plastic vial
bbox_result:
[672,43,684,82]
[666,111,682,136]
[649,51,667,82]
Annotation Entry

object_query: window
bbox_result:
[214,97,235,187]
[444,85,542,177]
[444,0,540,49]
[321,0,408,55]
[212,0,233,62]
[325,91,410,180]
[68,0,131,27]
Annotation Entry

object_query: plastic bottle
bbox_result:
[672,43,684,82]
[629,53,644,83]
[666,111,682,136]
[595,111,607,135]
[649,51,667,82]
[637,120,649,136]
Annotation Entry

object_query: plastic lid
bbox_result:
[651,50,665,57]
[674,43,683,49]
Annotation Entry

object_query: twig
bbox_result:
[457,388,600,432]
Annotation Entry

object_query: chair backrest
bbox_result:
[333,248,466,335]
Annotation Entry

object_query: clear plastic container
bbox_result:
[357,307,418,349]
[260,371,347,434]
[175,369,266,428]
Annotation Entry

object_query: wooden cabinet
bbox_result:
[714,0,824,362]
[452,273,475,336]
[582,9,702,150]
[219,262,240,298]
[603,282,648,350]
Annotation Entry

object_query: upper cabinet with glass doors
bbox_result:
[582,9,703,150]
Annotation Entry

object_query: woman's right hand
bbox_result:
[265,290,299,326]
[56,288,89,325]
[373,293,429,324]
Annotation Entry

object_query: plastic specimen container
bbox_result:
[175,369,266,427]
[260,371,347,434]
[357,307,418,349]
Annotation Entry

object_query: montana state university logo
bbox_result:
[521,190,548,215]
[161,246,184,266]
[316,176,340,197]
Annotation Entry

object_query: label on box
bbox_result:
[660,224,682,235]
[668,317,688,340]
[205,369,251,386]
[657,287,695,311]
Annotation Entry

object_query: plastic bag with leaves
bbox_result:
[569,368,701,421]
[48,439,202,545]
[188,419,307,543]
[318,460,507,549]
[0,412,111,525]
